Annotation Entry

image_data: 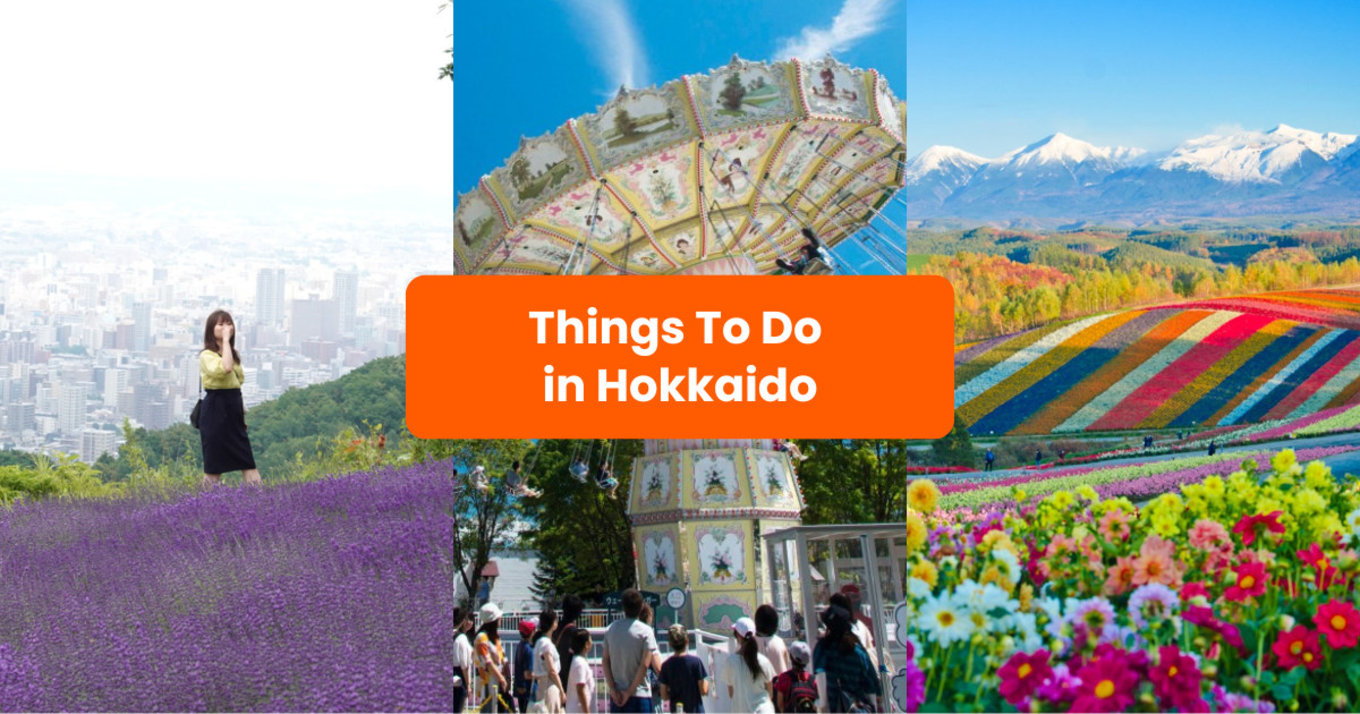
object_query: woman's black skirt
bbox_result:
[199,388,257,473]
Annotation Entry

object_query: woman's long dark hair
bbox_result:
[532,609,558,645]
[738,632,761,679]
[203,310,241,365]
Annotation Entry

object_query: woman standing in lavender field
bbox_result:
[198,310,262,485]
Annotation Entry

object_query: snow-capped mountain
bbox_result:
[1157,125,1357,183]
[907,125,1360,222]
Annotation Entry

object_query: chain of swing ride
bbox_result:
[497,126,911,277]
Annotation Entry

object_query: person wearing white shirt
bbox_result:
[723,618,775,714]
[453,608,475,713]
[565,628,596,712]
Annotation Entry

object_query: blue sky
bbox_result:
[907,0,1360,158]
[454,0,906,196]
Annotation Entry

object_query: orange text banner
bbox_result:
[406,275,954,438]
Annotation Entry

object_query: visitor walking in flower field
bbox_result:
[772,641,818,713]
[515,617,539,713]
[603,589,661,712]
[658,624,709,713]
[725,617,776,713]
[755,604,792,674]
[476,603,510,707]
[533,608,568,713]
[565,628,596,713]
[985,448,995,471]
[454,608,476,713]
[812,606,879,712]
[198,310,261,485]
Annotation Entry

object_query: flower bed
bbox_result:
[903,448,1360,713]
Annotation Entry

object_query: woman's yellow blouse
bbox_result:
[199,349,245,389]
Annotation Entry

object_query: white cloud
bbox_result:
[560,0,649,93]
[774,0,894,61]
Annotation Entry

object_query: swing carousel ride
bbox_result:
[456,56,908,632]
[454,55,909,277]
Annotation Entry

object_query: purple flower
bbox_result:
[1127,583,1179,629]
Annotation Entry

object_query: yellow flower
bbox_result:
[906,512,927,553]
[1292,488,1327,516]
[1015,488,1028,502]
[907,479,941,514]
[1304,461,1333,490]
[979,565,1014,593]
[1202,476,1226,503]
[1271,449,1301,477]
[909,559,939,588]
[1077,485,1099,502]
[1018,583,1034,613]
[1049,490,1076,511]
[1311,513,1344,543]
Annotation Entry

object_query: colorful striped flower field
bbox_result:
[957,289,1360,435]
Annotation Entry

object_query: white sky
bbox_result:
[0,2,452,206]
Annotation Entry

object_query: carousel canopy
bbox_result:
[455,55,906,275]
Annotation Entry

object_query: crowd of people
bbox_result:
[452,588,883,713]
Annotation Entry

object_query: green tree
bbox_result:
[614,108,638,138]
[719,72,746,111]
[517,439,639,602]
[794,440,910,523]
[932,414,977,468]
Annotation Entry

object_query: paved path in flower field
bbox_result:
[934,431,1360,484]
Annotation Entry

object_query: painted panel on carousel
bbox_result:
[692,523,750,588]
[454,191,505,269]
[533,185,635,252]
[579,85,695,169]
[636,525,680,590]
[874,76,905,143]
[632,452,681,512]
[490,128,589,219]
[701,126,779,210]
[800,58,871,120]
[685,450,751,508]
[694,593,754,632]
[607,146,695,227]
[693,58,798,133]
[748,451,800,509]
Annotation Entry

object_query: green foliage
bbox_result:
[795,440,910,523]
[518,439,640,603]
[932,414,977,468]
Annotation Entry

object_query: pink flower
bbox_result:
[1189,519,1230,550]
[1232,511,1285,547]
[998,650,1053,706]
[1150,645,1207,712]
[1224,562,1268,602]
[1314,600,1360,649]
[1072,647,1140,713]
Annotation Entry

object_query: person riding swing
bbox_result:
[776,228,832,275]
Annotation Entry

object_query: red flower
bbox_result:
[1180,582,1210,602]
[1272,626,1322,670]
[1183,606,1247,656]
[1072,648,1140,713]
[1314,600,1360,649]
[1297,543,1340,590]
[1232,511,1285,547]
[998,650,1053,706]
[1224,562,1268,602]
[1150,645,1207,712]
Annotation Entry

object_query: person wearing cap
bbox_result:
[454,607,477,713]
[658,624,709,713]
[475,603,510,708]
[724,617,776,713]
[603,589,661,713]
[772,641,817,713]
[513,617,539,713]
[812,606,879,713]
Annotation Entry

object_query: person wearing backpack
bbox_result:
[812,606,879,713]
[773,641,818,713]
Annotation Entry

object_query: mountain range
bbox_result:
[906,125,1360,225]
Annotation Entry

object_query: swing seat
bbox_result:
[569,462,589,482]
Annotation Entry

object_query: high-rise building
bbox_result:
[334,270,359,336]
[81,429,118,464]
[291,295,338,347]
[6,402,35,434]
[132,301,152,353]
[57,382,87,434]
[257,268,286,328]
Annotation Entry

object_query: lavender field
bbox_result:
[0,461,455,712]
